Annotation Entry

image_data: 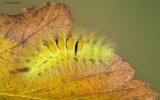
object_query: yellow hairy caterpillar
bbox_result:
[0,2,158,99]
[8,28,114,87]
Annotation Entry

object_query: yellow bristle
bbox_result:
[66,38,76,51]
[57,37,66,51]
[47,41,58,53]
[77,40,85,52]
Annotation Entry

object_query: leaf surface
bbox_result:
[0,2,158,100]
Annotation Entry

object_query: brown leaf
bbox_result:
[0,54,158,99]
[0,2,158,100]
[0,2,73,48]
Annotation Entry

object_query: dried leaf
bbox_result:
[0,2,73,50]
[0,2,158,100]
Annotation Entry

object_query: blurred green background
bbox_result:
[0,0,159,98]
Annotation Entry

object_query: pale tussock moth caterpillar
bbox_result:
[9,27,115,88]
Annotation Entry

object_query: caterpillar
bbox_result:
[8,28,115,87]
[0,2,158,99]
